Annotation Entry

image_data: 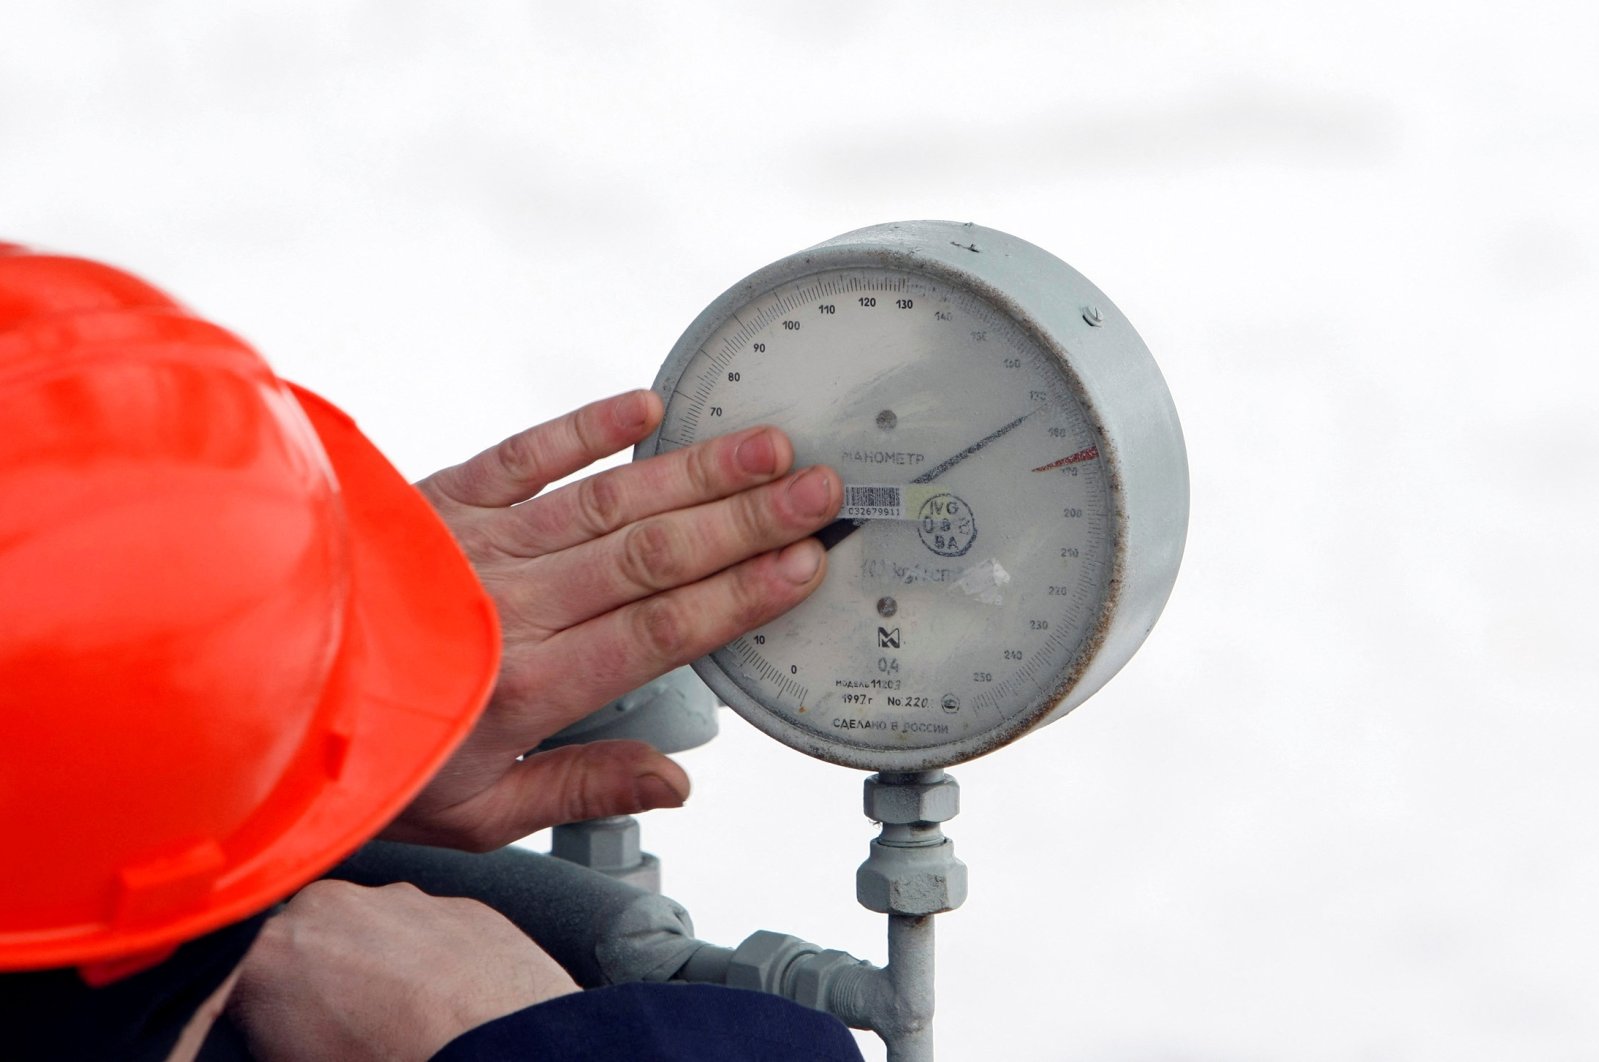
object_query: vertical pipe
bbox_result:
[884,914,935,1062]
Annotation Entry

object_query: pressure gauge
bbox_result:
[639,222,1187,771]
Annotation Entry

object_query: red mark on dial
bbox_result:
[1032,446,1099,473]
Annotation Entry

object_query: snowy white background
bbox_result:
[5,2,1597,1058]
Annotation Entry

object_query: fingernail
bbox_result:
[776,539,822,584]
[735,430,777,475]
[786,467,835,518]
[616,391,654,431]
[636,773,688,809]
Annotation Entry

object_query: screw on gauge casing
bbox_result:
[1082,304,1104,326]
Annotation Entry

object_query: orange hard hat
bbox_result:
[0,246,501,971]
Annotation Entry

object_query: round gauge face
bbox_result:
[648,263,1118,769]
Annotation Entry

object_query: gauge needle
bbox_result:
[817,409,1037,551]
[1031,445,1098,473]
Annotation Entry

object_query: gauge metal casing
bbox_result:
[639,222,1187,770]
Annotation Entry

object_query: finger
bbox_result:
[496,464,839,632]
[494,424,796,556]
[497,539,827,727]
[379,741,690,852]
[417,390,662,510]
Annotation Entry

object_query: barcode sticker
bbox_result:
[841,484,941,521]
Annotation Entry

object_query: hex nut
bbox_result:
[550,818,641,872]
[863,775,960,825]
[856,839,969,915]
[608,853,661,894]
[790,949,868,1012]
[726,930,819,993]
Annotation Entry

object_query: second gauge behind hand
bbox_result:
[815,409,1037,551]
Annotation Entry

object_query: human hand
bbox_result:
[226,880,576,1062]
[385,389,839,850]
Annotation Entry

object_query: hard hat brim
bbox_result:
[3,383,501,970]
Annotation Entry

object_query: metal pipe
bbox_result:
[676,942,735,983]
[327,840,700,987]
[330,772,963,1059]
[883,915,935,1062]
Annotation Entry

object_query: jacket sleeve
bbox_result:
[431,982,866,1062]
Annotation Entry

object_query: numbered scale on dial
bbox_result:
[639,222,1188,771]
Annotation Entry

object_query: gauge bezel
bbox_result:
[638,221,1187,770]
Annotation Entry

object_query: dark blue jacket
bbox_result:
[434,982,863,1061]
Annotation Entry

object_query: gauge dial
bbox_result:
[640,222,1186,770]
